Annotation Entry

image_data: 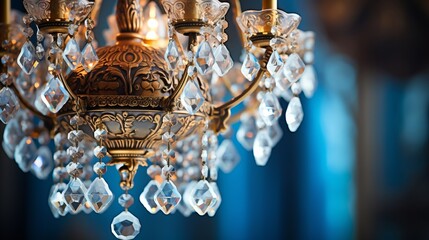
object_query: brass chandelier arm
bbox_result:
[230,0,246,47]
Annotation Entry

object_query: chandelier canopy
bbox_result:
[0,0,316,239]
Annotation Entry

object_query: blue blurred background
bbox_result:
[1,0,429,239]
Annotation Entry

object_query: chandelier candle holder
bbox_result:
[0,0,317,239]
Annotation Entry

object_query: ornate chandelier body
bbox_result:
[0,0,316,239]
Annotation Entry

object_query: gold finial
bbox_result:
[116,0,142,34]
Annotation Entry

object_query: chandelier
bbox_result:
[0,0,316,239]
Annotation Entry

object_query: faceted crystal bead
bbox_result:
[176,183,195,217]
[54,150,68,164]
[146,165,161,178]
[162,131,176,144]
[284,53,305,83]
[190,180,218,216]
[68,130,85,143]
[94,146,108,158]
[93,162,107,175]
[213,44,233,76]
[258,92,282,126]
[285,96,304,132]
[17,41,39,74]
[111,211,141,240]
[300,65,317,98]
[66,162,84,177]
[253,129,272,166]
[85,177,114,213]
[180,80,205,115]
[241,52,260,81]
[236,114,257,151]
[49,182,69,217]
[140,180,160,214]
[165,40,180,70]
[36,43,45,60]
[70,115,84,126]
[161,164,174,178]
[267,50,284,76]
[195,40,215,74]
[208,182,222,217]
[118,193,134,209]
[94,128,108,141]
[14,137,37,172]
[3,118,23,157]
[155,180,182,214]
[31,146,53,180]
[52,166,69,182]
[216,139,240,173]
[0,73,12,85]
[54,132,68,147]
[41,76,70,113]
[67,146,84,159]
[274,65,291,91]
[81,42,99,72]
[63,178,87,213]
[0,87,20,124]
[162,113,177,126]
[201,165,209,178]
[63,38,82,70]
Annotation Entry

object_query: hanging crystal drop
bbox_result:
[266,50,284,76]
[41,76,70,113]
[241,52,260,81]
[253,129,272,166]
[0,87,20,124]
[85,177,114,213]
[3,118,23,158]
[258,91,282,126]
[180,80,205,115]
[190,180,218,216]
[140,180,160,214]
[284,53,305,83]
[176,182,196,217]
[63,178,87,214]
[164,39,180,70]
[195,40,215,75]
[274,65,291,91]
[111,211,141,240]
[81,42,99,72]
[208,182,222,217]
[267,122,283,147]
[14,137,37,172]
[49,182,69,217]
[216,139,240,173]
[213,44,233,76]
[300,65,317,98]
[285,96,304,132]
[236,114,257,151]
[62,38,82,70]
[31,146,54,180]
[17,41,39,75]
[155,180,182,214]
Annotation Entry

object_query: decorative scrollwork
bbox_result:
[199,0,229,24]
[116,0,142,33]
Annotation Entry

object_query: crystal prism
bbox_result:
[236,114,257,150]
[63,178,87,214]
[241,52,260,81]
[284,53,305,83]
[213,44,233,76]
[300,65,317,98]
[195,40,215,75]
[140,180,160,214]
[190,180,218,216]
[62,38,82,70]
[253,129,272,166]
[111,211,141,240]
[14,137,37,172]
[267,50,284,76]
[165,40,180,70]
[286,96,304,132]
[0,87,20,124]
[217,139,240,173]
[31,146,53,180]
[258,92,282,126]
[17,41,39,74]
[155,180,181,214]
[49,182,69,217]
[81,42,99,72]
[208,182,222,217]
[85,177,113,213]
[180,80,205,115]
[41,76,70,113]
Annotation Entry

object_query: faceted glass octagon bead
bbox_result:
[0,87,20,124]
[41,76,70,113]
[180,80,205,115]
[111,211,141,240]
[63,178,88,214]
[140,180,160,214]
[190,180,218,216]
[155,180,182,214]
[85,177,114,213]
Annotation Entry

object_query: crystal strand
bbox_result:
[17,15,39,75]
[63,20,82,70]
[81,17,99,72]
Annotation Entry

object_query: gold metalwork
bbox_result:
[262,0,277,10]
[1,0,10,24]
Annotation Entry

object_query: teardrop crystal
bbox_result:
[180,80,205,115]
[155,180,182,214]
[195,40,215,74]
[17,41,39,75]
[31,146,54,180]
[253,129,272,166]
[165,40,181,71]
[140,180,160,214]
[41,75,70,113]
[300,65,317,98]
[63,178,87,214]
[285,96,304,132]
[14,137,37,172]
[241,52,260,81]
[0,87,20,124]
[284,53,305,83]
[62,38,82,70]
[85,177,114,213]
[258,92,282,126]
[81,42,99,72]
[266,50,284,76]
[213,44,233,76]
[190,180,218,216]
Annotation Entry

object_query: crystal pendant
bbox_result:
[14,137,37,172]
[213,44,233,76]
[180,80,205,115]
[3,118,23,158]
[285,96,304,132]
[216,139,240,173]
[140,180,160,214]
[155,180,181,214]
[266,50,284,76]
[63,178,87,214]
[236,114,257,150]
[165,40,180,70]
[267,122,283,147]
[17,41,39,75]
[195,40,215,74]
[62,38,82,70]
[49,182,69,217]
[258,92,282,126]
[300,65,317,98]
[190,180,218,216]
[81,42,99,72]
[176,182,196,217]
[253,129,272,166]
[284,53,305,83]
[241,52,260,81]
[85,177,114,213]
[208,182,222,217]
[111,211,141,240]
[31,146,53,180]
[0,87,20,124]
[41,76,70,113]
